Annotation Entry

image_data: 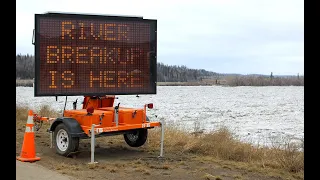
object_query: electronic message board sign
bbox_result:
[34,13,157,96]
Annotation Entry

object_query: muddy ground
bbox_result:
[16,122,302,180]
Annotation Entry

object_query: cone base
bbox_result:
[16,156,41,162]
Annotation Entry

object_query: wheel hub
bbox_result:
[56,129,69,152]
[127,132,139,142]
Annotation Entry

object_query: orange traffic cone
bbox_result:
[17,110,41,162]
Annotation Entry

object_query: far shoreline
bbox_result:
[16,78,304,87]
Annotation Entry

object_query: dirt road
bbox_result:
[16,160,73,180]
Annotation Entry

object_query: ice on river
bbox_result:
[16,86,304,146]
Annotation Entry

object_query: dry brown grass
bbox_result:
[147,126,304,174]
[16,105,60,133]
[16,106,29,122]
[16,104,59,122]
[233,174,243,179]
[36,104,60,117]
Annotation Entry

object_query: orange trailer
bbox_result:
[32,12,164,161]
[34,95,164,160]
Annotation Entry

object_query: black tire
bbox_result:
[53,123,79,157]
[124,128,148,147]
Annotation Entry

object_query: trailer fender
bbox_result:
[49,117,86,138]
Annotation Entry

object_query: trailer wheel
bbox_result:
[124,129,148,147]
[54,123,79,157]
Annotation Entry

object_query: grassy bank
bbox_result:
[224,75,304,86]
[16,105,304,179]
[16,79,33,87]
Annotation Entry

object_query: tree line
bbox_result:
[16,54,35,79]
[157,62,218,82]
[16,54,218,82]
[16,54,303,86]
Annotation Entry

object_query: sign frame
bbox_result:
[34,12,157,97]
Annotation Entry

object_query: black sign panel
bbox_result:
[34,13,157,96]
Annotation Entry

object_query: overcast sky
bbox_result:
[16,0,304,75]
